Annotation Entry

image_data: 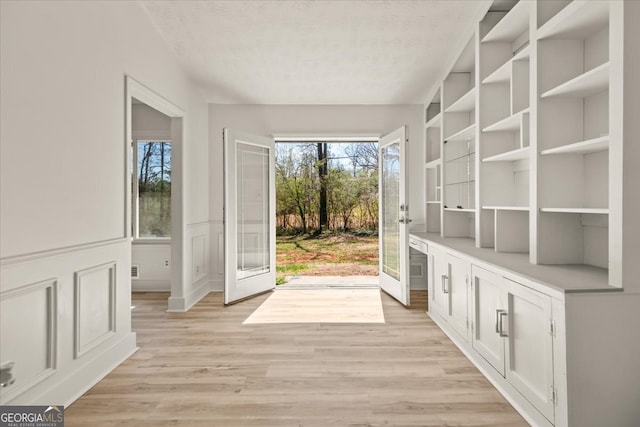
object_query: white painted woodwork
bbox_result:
[428,246,448,318]
[471,266,506,376]
[223,129,276,305]
[504,278,555,423]
[74,262,116,358]
[378,126,411,307]
[446,253,470,340]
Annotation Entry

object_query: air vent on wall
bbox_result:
[131,265,140,279]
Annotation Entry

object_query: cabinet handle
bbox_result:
[442,275,449,294]
[497,310,508,337]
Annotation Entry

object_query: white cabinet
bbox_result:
[428,246,448,317]
[471,267,555,424]
[505,278,555,423]
[471,266,507,376]
[429,246,470,341]
[446,253,470,340]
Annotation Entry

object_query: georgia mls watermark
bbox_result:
[0,406,64,427]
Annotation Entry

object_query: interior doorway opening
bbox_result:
[274,138,380,288]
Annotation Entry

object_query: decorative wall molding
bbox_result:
[74,262,117,359]
[0,238,127,266]
[0,279,57,404]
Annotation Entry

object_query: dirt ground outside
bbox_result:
[276,233,378,284]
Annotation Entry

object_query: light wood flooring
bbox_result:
[65,290,527,426]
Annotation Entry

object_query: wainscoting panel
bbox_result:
[74,262,116,358]
[192,234,207,284]
[0,279,57,402]
[0,239,136,406]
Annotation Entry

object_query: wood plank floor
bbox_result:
[65,290,527,426]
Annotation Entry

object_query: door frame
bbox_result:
[125,76,185,311]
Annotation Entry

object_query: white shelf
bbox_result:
[540,62,609,99]
[425,159,441,169]
[483,60,511,85]
[444,208,476,213]
[425,113,442,129]
[445,123,476,142]
[482,0,530,43]
[482,206,529,212]
[482,108,529,133]
[540,208,609,215]
[445,87,476,113]
[541,136,609,155]
[426,201,442,204]
[537,0,609,41]
[483,45,531,84]
[483,147,530,163]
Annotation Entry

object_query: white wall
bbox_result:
[208,104,424,290]
[0,1,209,405]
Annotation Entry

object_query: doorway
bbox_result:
[126,77,184,311]
[273,139,380,289]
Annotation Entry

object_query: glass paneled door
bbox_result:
[223,129,276,304]
[379,126,410,306]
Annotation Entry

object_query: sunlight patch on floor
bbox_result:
[243,289,385,324]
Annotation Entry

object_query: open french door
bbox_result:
[223,129,276,305]
[378,126,410,307]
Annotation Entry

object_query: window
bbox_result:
[132,140,171,238]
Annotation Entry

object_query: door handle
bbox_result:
[399,217,412,224]
[441,275,449,294]
[495,309,508,337]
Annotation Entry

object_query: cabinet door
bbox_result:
[446,253,470,341]
[471,266,506,376]
[428,246,448,318]
[505,279,555,423]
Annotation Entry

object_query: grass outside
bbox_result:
[276,232,378,284]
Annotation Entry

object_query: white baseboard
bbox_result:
[167,279,210,312]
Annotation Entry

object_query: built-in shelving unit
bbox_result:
[424,89,443,233]
[476,0,531,251]
[418,2,636,426]
[536,0,610,273]
[441,35,477,240]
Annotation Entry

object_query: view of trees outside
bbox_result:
[276,142,379,235]
[137,141,171,237]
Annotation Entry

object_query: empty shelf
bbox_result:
[483,45,531,84]
[482,0,531,43]
[483,147,530,162]
[445,123,476,142]
[537,0,609,40]
[445,87,476,113]
[425,159,441,169]
[540,136,609,155]
[482,206,529,211]
[541,62,609,99]
[425,113,442,129]
[482,108,529,133]
[540,208,609,214]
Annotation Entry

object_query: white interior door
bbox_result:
[224,129,276,305]
[378,126,410,306]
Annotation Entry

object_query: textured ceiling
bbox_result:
[140,1,488,104]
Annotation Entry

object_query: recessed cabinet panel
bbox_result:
[471,266,506,376]
[505,279,555,423]
[447,253,470,341]
[428,246,448,318]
